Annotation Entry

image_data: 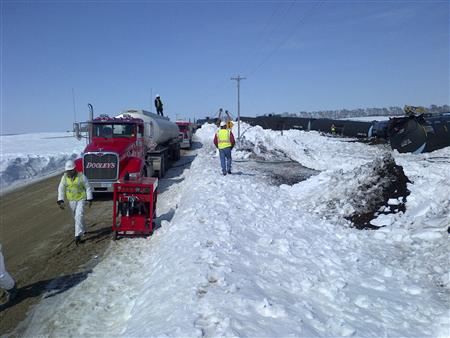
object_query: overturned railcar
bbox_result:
[251,115,286,130]
[241,116,311,131]
[242,116,373,138]
[341,120,374,138]
[240,113,449,154]
[387,113,450,153]
[283,117,312,131]
[309,118,336,133]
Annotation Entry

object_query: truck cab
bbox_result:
[75,115,149,193]
[176,121,193,149]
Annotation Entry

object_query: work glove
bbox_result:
[87,200,93,208]
[57,200,65,210]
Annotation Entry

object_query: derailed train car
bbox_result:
[240,112,450,153]
[310,119,375,138]
[387,113,450,154]
[241,115,374,138]
[241,115,311,131]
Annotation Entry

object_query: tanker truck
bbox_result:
[73,109,180,193]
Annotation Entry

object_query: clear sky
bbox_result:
[1,0,449,134]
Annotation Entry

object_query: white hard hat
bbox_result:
[65,160,76,171]
[155,94,160,98]
[220,121,226,127]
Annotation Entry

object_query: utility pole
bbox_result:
[230,75,246,143]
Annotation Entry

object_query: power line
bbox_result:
[239,1,298,73]
[245,0,325,77]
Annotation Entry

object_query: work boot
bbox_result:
[227,170,232,174]
[7,285,18,302]
[75,236,84,246]
[222,172,227,176]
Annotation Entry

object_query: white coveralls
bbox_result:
[0,245,15,291]
[57,173,93,237]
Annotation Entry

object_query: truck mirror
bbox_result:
[73,123,81,140]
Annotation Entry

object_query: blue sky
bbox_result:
[1,0,449,134]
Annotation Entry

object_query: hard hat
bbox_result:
[220,121,226,127]
[156,94,160,98]
[65,160,76,171]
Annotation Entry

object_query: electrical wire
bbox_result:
[245,0,325,77]
[239,1,298,73]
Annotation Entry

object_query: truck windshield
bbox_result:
[94,124,136,138]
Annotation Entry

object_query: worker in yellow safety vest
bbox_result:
[213,121,236,175]
[57,160,93,245]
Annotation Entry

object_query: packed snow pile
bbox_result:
[6,123,450,337]
[0,132,85,193]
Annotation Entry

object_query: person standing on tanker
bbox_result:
[213,121,236,175]
[57,160,93,246]
[154,95,164,116]
[0,244,17,305]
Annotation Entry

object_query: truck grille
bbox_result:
[83,153,119,180]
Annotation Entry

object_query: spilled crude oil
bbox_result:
[346,155,410,230]
[235,140,410,230]
[235,149,410,231]
[234,159,318,186]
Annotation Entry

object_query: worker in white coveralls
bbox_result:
[0,244,17,306]
[57,160,93,246]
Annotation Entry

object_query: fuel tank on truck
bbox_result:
[117,109,180,145]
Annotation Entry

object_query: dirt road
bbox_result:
[0,174,114,336]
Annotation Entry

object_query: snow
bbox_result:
[2,124,449,337]
[0,132,85,194]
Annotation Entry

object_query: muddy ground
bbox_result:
[0,174,114,336]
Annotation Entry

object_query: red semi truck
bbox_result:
[175,121,194,149]
[73,109,180,193]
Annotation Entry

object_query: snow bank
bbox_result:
[0,132,85,193]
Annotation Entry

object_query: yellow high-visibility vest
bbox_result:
[65,174,86,201]
[217,129,232,149]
